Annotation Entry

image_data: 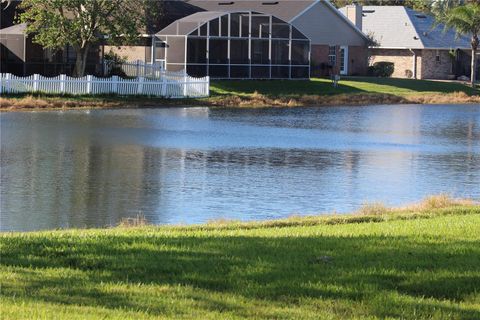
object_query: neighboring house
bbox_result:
[340,5,477,80]
[0,23,100,76]
[0,2,99,76]
[105,0,371,79]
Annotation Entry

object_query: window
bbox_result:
[252,40,269,64]
[272,40,289,64]
[291,40,309,65]
[209,39,228,64]
[435,50,441,63]
[340,46,348,75]
[187,39,206,64]
[328,46,336,66]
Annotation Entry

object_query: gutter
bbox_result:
[408,48,417,79]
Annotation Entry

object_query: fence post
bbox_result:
[86,75,92,94]
[60,74,66,94]
[136,60,140,78]
[206,76,210,97]
[33,74,39,92]
[138,76,144,95]
[112,75,119,94]
[161,76,167,96]
[5,73,11,93]
[183,74,188,97]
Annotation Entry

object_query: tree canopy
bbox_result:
[331,0,474,13]
[18,0,148,77]
[441,3,480,86]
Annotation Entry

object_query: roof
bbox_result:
[339,6,471,50]
[187,0,316,22]
[157,11,226,36]
[0,23,26,62]
[0,23,27,36]
[318,0,369,42]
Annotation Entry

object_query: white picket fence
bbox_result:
[103,60,166,78]
[0,72,210,98]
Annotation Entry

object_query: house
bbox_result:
[0,2,99,76]
[340,5,477,80]
[101,0,371,79]
[1,0,370,79]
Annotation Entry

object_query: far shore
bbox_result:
[1,77,479,111]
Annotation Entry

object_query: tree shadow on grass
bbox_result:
[210,80,368,97]
[346,77,478,94]
[1,234,480,318]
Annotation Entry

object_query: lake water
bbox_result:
[1,105,479,231]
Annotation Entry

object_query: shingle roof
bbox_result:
[0,23,27,36]
[339,6,471,50]
[187,0,316,22]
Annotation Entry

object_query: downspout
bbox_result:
[151,35,155,64]
[408,48,417,79]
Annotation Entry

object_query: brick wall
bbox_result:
[421,50,454,79]
[104,46,148,62]
[348,46,368,76]
[311,44,368,76]
[369,48,422,79]
[310,45,333,77]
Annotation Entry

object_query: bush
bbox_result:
[104,51,128,78]
[368,61,395,77]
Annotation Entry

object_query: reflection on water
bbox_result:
[1,105,479,231]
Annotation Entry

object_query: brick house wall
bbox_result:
[369,48,422,79]
[348,46,368,76]
[421,50,454,79]
[311,44,368,77]
[310,45,333,76]
[104,46,149,62]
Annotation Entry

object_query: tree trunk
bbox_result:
[471,48,478,88]
[73,47,90,77]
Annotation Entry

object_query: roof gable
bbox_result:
[341,6,471,49]
[187,0,316,22]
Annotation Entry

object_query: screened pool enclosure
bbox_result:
[154,11,311,79]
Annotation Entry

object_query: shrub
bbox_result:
[405,69,413,79]
[104,51,128,78]
[368,61,395,77]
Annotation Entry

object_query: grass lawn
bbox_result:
[1,77,479,110]
[1,201,480,319]
[210,77,479,97]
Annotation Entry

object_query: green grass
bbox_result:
[210,77,479,97]
[2,77,478,111]
[1,205,480,319]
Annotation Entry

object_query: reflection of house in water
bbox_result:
[0,113,160,229]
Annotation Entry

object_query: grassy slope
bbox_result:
[1,77,479,110]
[1,206,480,319]
[210,77,479,97]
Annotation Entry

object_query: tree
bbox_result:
[441,3,480,87]
[18,0,146,77]
[431,0,466,18]
[331,0,434,11]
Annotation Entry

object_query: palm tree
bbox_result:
[443,4,480,87]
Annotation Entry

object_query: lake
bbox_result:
[1,104,479,231]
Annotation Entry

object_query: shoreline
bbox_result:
[3,195,478,234]
[1,92,480,112]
